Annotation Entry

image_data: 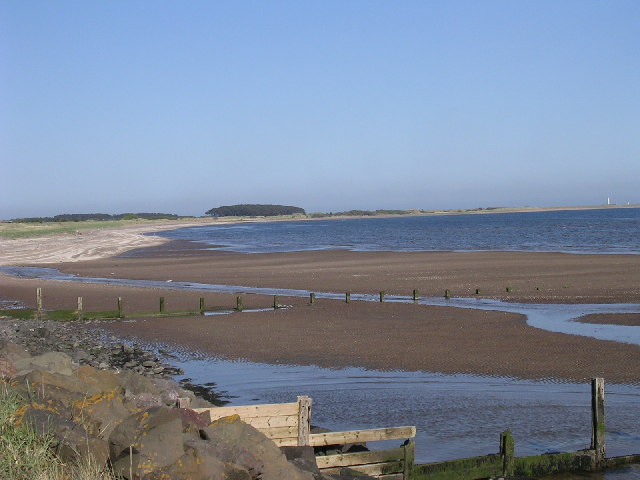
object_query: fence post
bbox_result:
[117,297,124,319]
[379,291,385,302]
[36,287,43,319]
[176,397,191,409]
[199,297,205,315]
[591,377,606,467]
[273,295,279,309]
[297,396,312,446]
[159,297,165,313]
[236,296,243,312]
[444,289,451,299]
[309,292,315,305]
[77,297,83,320]
[403,440,415,479]
[501,430,515,476]
[412,289,419,302]
[345,292,351,304]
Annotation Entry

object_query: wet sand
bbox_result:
[62,243,640,304]
[1,222,639,384]
[2,245,640,384]
[577,313,640,326]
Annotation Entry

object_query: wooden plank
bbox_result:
[241,415,299,429]
[259,425,298,440]
[195,402,299,419]
[271,438,300,447]
[322,461,404,476]
[316,447,406,469]
[309,426,416,446]
[378,475,403,480]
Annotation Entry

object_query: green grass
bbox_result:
[0,309,35,320]
[0,382,118,480]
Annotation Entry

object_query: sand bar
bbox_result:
[1,220,639,384]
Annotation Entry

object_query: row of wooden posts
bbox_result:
[33,286,519,319]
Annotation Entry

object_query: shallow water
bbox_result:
[2,266,639,345]
[121,342,640,467]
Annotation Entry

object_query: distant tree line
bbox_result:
[12,213,181,223]
[309,209,416,218]
[205,204,306,217]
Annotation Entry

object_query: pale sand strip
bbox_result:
[0,222,198,265]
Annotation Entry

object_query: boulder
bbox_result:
[13,351,73,376]
[198,414,315,480]
[109,407,188,477]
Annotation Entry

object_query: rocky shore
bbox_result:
[0,316,226,405]
[0,319,369,480]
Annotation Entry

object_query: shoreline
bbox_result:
[2,204,638,265]
[1,213,639,385]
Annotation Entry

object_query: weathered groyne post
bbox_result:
[309,292,315,305]
[159,297,166,313]
[199,297,205,315]
[379,291,385,302]
[412,289,419,302]
[236,296,243,312]
[345,292,351,304]
[77,297,83,320]
[117,297,124,319]
[36,287,43,319]
[591,377,606,467]
[273,295,279,309]
[501,430,515,476]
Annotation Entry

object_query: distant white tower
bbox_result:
[607,197,610,205]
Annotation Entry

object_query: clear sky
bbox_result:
[1,1,638,219]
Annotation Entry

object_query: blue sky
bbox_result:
[1,1,638,218]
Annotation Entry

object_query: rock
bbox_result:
[13,351,73,376]
[109,407,187,476]
[199,414,315,480]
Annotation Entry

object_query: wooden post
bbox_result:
[117,297,124,319]
[591,377,606,466]
[273,295,279,309]
[159,297,165,313]
[176,397,191,409]
[506,287,512,293]
[77,297,83,321]
[297,395,312,446]
[199,297,205,315]
[475,288,481,295]
[379,291,385,302]
[236,296,243,312]
[345,292,351,304]
[501,430,515,476]
[444,289,451,299]
[412,289,419,302]
[36,287,43,319]
[309,292,315,305]
[403,440,415,479]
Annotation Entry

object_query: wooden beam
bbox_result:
[297,395,311,446]
[309,426,416,446]
[195,401,299,419]
[321,460,404,477]
[315,446,406,468]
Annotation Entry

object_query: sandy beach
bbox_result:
[1,221,640,384]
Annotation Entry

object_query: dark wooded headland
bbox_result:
[205,204,306,217]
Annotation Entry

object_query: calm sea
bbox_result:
[160,208,640,254]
